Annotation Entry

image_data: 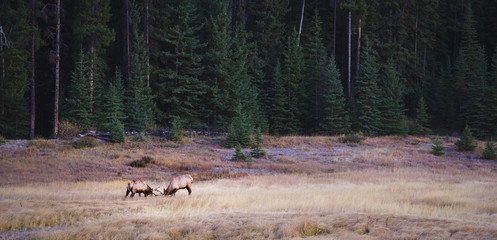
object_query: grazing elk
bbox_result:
[163,175,193,196]
[125,179,153,199]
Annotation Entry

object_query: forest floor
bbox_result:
[1,135,497,239]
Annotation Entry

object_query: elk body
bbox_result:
[125,179,153,198]
[163,175,193,196]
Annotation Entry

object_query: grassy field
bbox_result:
[1,135,497,239]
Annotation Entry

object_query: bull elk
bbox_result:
[125,179,153,199]
[163,175,193,196]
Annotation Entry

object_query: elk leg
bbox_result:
[125,189,130,198]
[186,186,192,195]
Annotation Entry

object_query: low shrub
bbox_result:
[27,139,57,148]
[128,156,155,168]
[340,134,364,144]
[72,136,98,149]
[58,121,81,140]
[0,135,6,145]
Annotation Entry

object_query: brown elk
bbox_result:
[125,179,153,198]
[163,175,193,196]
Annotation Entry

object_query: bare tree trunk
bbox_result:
[54,0,61,138]
[145,0,150,87]
[333,0,337,57]
[0,26,5,115]
[125,0,131,78]
[414,11,418,69]
[347,10,351,98]
[89,0,95,113]
[30,0,36,139]
[356,17,362,75]
[297,0,306,44]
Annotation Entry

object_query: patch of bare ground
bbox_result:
[1,135,497,239]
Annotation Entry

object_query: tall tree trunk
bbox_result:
[0,26,5,115]
[356,17,362,75]
[297,0,306,44]
[30,0,36,139]
[145,0,150,87]
[347,10,351,98]
[54,0,61,138]
[333,0,337,57]
[414,10,418,69]
[125,0,131,79]
[89,0,95,113]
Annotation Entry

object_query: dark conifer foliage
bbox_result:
[318,55,350,135]
[2,0,497,139]
[350,39,381,135]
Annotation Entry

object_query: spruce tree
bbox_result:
[99,68,126,131]
[108,116,125,143]
[318,55,350,135]
[0,1,31,139]
[250,128,266,159]
[204,1,233,128]
[156,0,207,126]
[124,4,155,132]
[350,39,381,135]
[303,9,327,132]
[412,96,431,135]
[225,104,254,148]
[489,46,497,138]
[431,136,446,156]
[65,51,92,131]
[268,62,289,135]
[378,59,406,136]
[482,140,496,160]
[455,124,477,152]
[281,29,306,134]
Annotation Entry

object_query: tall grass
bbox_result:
[1,170,496,239]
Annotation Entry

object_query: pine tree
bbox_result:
[108,116,125,143]
[482,140,496,160]
[250,128,266,158]
[0,1,31,139]
[281,29,306,134]
[302,9,327,132]
[98,67,126,131]
[65,51,92,131]
[350,39,381,135]
[232,144,248,161]
[168,117,184,143]
[124,4,155,132]
[412,96,431,135]
[156,0,207,126]
[246,0,289,128]
[455,124,477,152]
[225,104,254,148]
[378,59,406,135]
[489,46,497,138]
[268,61,289,135]
[318,55,350,135]
[430,136,446,156]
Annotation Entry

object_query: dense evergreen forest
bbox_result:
[1,0,497,140]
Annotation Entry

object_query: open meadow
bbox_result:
[1,135,497,239]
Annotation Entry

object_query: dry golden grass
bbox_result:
[1,169,497,239]
[1,135,497,239]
